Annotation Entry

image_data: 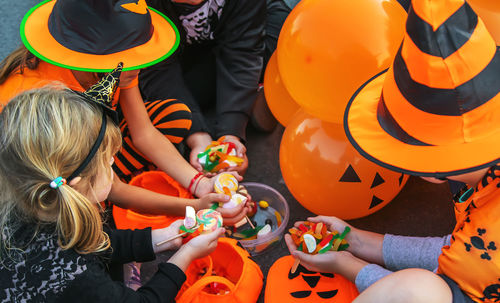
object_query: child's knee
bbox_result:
[387,269,453,303]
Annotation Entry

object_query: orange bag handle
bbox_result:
[177,275,236,302]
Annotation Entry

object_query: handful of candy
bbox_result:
[289,221,351,272]
[180,207,223,243]
[197,136,244,173]
[155,207,223,246]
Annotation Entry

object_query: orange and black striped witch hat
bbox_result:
[343,0,500,178]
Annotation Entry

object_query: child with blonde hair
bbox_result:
[0,86,224,302]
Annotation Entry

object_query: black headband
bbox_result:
[67,110,107,182]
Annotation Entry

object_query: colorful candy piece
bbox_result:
[214,173,239,194]
[222,193,248,209]
[184,206,196,229]
[257,224,272,238]
[197,137,244,173]
[303,234,317,253]
[258,200,269,209]
[196,209,223,232]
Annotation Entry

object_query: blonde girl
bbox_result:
[0,87,224,302]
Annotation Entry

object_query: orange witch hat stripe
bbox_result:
[402,23,496,88]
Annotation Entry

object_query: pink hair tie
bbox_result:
[50,177,67,189]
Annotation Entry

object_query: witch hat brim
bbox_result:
[344,0,500,178]
[344,69,500,178]
[20,0,179,72]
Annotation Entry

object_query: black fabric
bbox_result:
[0,222,185,302]
[67,111,107,182]
[393,46,500,116]
[406,2,477,59]
[438,274,475,303]
[140,0,265,142]
[48,0,153,55]
[377,94,432,146]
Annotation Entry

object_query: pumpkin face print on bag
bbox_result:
[265,255,358,302]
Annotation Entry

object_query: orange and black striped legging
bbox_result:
[112,99,192,182]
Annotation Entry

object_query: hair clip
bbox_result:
[50,176,67,189]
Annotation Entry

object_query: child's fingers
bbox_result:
[224,170,242,181]
[284,234,298,254]
[220,207,248,226]
[208,193,230,203]
[217,201,245,218]
[292,250,316,265]
[293,221,306,228]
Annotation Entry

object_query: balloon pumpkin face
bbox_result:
[279,111,409,220]
[265,255,358,302]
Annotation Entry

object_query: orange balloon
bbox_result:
[264,52,301,126]
[277,0,406,123]
[280,111,409,220]
[468,0,500,45]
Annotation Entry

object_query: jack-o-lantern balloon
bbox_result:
[264,51,301,126]
[467,0,500,45]
[265,255,358,302]
[280,111,409,220]
[276,0,406,124]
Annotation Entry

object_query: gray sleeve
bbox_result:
[355,264,393,293]
[382,234,451,271]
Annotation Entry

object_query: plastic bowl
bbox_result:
[238,182,289,255]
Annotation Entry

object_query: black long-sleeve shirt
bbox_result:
[140,0,265,141]
[0,224,186,303]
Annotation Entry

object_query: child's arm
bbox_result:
[119,86,200,188]
[108,174,248,224]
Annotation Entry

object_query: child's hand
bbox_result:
[186,132,213,172]
[285,233,367,280]
[219,135,248,176]
[194,192,248,225]
[196,193,230,209]
[168,228,225,272]
[217,201,250,226]
[297,216,355,243]
[183,228,225,259]
[195,171,243,197]
[152,220,183,253]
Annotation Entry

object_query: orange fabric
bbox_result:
[265,255,358,302]
[383,68,500,146]
[345,73,500,175]
[437,165,500,302]
[402,20,497,88]
[411,0,464,30]
[0,61,120,107]
[177,237,263,303]
[112,171,191,230]
[22,0,178,72]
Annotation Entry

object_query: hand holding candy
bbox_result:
[287,220,351,273]
[197,136,245,173]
